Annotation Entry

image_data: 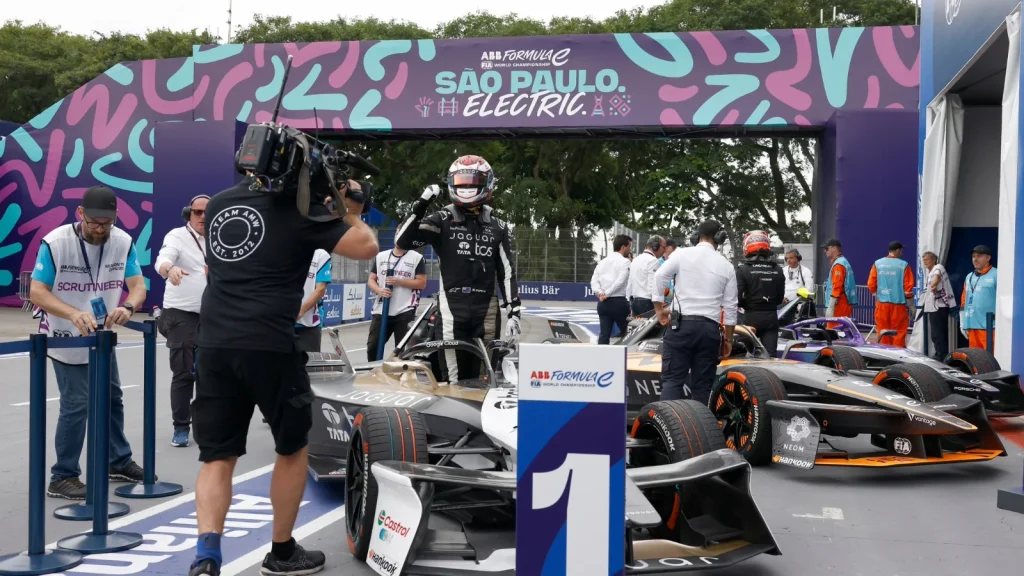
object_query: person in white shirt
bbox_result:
[627,235,665,317]
[366,246,427,361]
[295,249,333,352]
[155,194,208,448]
[782,248,814,302]
[652,220,738,404]
[922,251,955,359]
[590,234,632,344]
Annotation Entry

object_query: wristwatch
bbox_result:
[123,302,135,314]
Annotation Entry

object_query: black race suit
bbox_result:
[395,199,520,382]
[736,256,786,357]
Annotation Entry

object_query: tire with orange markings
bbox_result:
[709,366,788,465]
[945,347,1001,375]
[628,399,726,539]
[344,406,429,562]
[872,362,951,402]
[812,345,867,372]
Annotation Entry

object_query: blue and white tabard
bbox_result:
[297,249,333,328]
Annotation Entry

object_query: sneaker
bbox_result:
[188,559,220,575]
[109,461,156,483]
[46,477,87,500]
[172,430,190,447]
[260,543,326,575]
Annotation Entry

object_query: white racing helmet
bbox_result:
[446,155,496,208]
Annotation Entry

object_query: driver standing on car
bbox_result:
[735,231,786,356]
[394,155,521,382]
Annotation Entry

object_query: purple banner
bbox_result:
[0,27,920,306]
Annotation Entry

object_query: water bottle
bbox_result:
[152,306,162,320]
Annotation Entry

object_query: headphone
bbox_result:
[648,235,663,252]
[689,222,728,247]
[788,248,803,262]
[181,195,211,222]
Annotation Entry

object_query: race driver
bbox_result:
[823,238,857,326]
[866,241,915,347]
[395,155,521,382]
[735,231,786,356]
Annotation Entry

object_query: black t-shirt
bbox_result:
[198,182,350,352]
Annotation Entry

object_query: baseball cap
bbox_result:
[822,238,842,249]
[82,186,117,220]
[971,245,992,256]
[888,241,904,251]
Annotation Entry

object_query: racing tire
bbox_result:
[709,366,788,466]
[812,345,867,372]
[945,347,1001,375]
[344,406,429,562]
[872,362,952,402]
[629,399,726,540]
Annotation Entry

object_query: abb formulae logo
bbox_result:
[377,509,410,537]
[531,371,551,379]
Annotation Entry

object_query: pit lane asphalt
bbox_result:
[0,303,1022,575]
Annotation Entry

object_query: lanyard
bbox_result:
[384,250,406,276]
[186,225,206,258]
[76,223,104,295]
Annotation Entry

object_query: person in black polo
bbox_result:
[652,220,738,404]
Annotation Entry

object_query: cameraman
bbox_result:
[188,161,377,576]
[735,231,786,356]
[394,155,521,382]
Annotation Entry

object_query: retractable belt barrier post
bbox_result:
[115,320,183,499]
[0,334,84,575]
[376,268,392,361]
[986,312,995,352]
[55,330,142,555]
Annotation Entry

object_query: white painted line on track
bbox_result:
[44,463,277,550]
[793,507,845,520]
[10,384,139,407]
[219,505,347,576]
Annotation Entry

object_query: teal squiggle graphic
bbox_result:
[0,203,23,287]
[0,138,5,159]
[149,126,154,148]
[66,138,85,177]
[10,128,42,163]
[167,58,194,93]
[29,99,64,130]
[745,100,771,125]
[364,41,412,82]
[613,33,693,78]
[128,119,153,173]
[735,30,780,64]
[256,56,285,102]
[194,44,244,64]
[763,117,788,125]
[283,65,347,111]
[91,153,154,194]
[237,100,253,122]
[349,90,391,130]
[417,39,436,61]
[694,75,760,126]
[104,64,134,86]
[136,218,153,291]
[816,27,865,108]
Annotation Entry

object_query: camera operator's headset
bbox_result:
[688,222,728,247]
[181,195,210,222]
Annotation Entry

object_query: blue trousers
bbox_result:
[50,353,133,483]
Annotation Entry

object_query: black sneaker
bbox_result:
[188,559,220,575]
[46,477,87,500]
[260,543,326,575]
[109,461,155,483]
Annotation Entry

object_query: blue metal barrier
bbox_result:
[115,320,183,499]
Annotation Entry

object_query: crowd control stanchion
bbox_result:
[116,320,183,499]
[986,312,995,352]
[376,269,392,361]
[57,330,142,554]
[0,334,84,575]
[53,344,129,522]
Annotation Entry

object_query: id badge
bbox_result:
[90,297,108,323]
[967,293,974,307]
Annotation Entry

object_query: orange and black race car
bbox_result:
[590,315,1008,470]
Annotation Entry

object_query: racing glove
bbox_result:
[505,305,522,345]
[959,311,967,338]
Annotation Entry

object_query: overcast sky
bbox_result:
[5,1,667,38]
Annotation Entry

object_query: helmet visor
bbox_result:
[450,171,488,188]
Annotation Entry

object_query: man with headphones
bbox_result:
[652,220,737,405]
[627,235,665,316]
[783,248,814,303]
[155,194,209,448]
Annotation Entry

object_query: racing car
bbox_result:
[603,314,1006,469]
[303,326,780,574]
[776,296,1024,416]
